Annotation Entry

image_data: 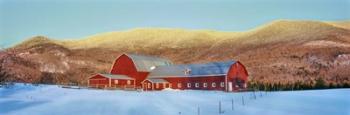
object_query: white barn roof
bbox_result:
[100,74,134,80]
[148,61,236,78]
[146,78,169,83]
[126,54,173,72]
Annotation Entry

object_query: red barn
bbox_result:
[88,53,249,92]
[143,61,248,92]
[88,54,172,89]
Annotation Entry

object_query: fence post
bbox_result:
[242,96,245,106]
[219,101,221,114]
[198,107,200,115]
[231,98,234,110]
[253,91,256,99]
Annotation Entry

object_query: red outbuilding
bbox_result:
[88,74,135,89]
[88,53,249,92]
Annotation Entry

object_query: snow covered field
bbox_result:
[0,84,349,115]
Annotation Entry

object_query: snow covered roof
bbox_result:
[126,54,173,72]
[148,60,236,78]
[145,78,169,83]
[100,74,134,80]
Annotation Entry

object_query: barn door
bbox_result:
[228,82,233,92]
[143,83,146,91]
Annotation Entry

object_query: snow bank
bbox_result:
[0,84,349,115]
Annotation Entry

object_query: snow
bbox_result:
[0,84,349,115]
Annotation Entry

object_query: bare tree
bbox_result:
[0,45,5,51]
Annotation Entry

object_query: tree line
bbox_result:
[248,78,350,91]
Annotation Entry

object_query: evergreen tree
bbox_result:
[315,77,326,89]
[328,83,334,89]
[343,82,350,88]
[336,83,342,88]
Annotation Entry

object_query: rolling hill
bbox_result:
[1,20,350,88]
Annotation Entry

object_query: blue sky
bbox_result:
[0,0,349,48]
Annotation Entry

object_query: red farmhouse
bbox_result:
[88,53,248,92]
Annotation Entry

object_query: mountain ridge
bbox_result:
[15,20,348,50]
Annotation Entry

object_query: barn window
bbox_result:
[114,80,119,84]
[156,83,159,88]
[148,83,151,88]
[203,83,207,88]
[212,82,216,87]
[195,83,199,88]
[187,83,191,88]
[127,80,131,85]
[177,83,182,88]
[220,82,225,87]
